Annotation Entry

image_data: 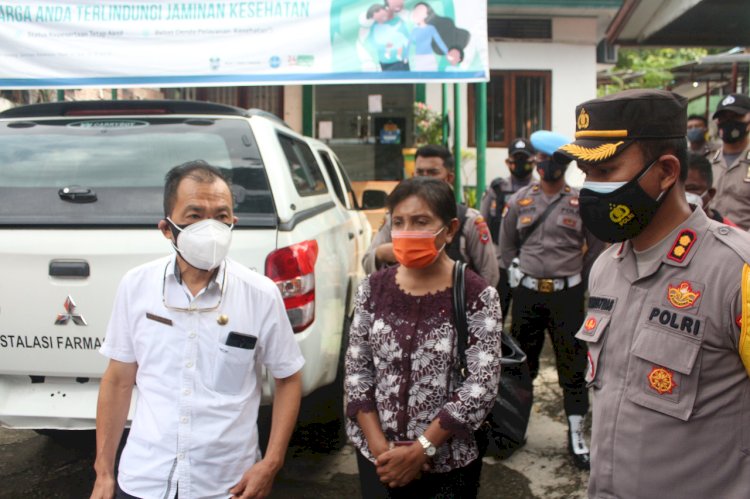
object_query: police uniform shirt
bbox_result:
[362,210,499,286]
[691,140,720,159]
[708,142,750,230]
[498,183,604,278]
[579,207,750,499]
[480,176,532,266]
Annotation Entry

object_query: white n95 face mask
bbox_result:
[684,191,703,207]
[167,218,233,270]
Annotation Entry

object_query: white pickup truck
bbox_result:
[0,100,371,430]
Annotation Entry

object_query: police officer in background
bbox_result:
[686,114,719,158]
[685,152,736,226]
[556,89,750,498]
[499,130,604,470]
[362,144,499,286]
[708,93,750,230]
[480,138,535,316]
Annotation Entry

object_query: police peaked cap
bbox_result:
[712,93,750,119]
[554,89,687,165]
[508,137,534,158]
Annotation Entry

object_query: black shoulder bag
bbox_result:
[518,194,565,247]
[452,262,534,459]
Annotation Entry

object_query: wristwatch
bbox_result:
[417,434,437,457]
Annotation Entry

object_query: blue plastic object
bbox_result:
[530,130,572,156]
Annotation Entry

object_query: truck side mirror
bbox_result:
[362,190,387,210]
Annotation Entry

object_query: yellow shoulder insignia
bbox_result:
[740,264,750,377]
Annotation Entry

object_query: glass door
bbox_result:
[315,84,414,182]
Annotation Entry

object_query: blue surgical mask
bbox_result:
[580,180,628,194]
[686,128,706,143]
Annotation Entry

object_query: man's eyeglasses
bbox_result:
[162,262,227,313]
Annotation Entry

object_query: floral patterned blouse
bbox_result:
[345,266,503,472]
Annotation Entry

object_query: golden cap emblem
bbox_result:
[577,108,590,130]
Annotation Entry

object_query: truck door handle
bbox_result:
[49,259,90,278]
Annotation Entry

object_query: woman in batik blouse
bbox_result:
[345,177,503,499]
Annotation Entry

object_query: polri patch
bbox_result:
[584,316,597,331]
[647,306,703,338]
[667,229,697,263]
[666,281,702,309]
[647,366,678,395]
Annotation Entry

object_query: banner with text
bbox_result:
[0,0,488,88]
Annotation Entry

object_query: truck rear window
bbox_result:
[0,117,275,227]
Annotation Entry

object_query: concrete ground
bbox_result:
[271,338,591,499]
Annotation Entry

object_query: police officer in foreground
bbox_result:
[708,93,750,230]
[362,144,499,286]
[499,130,604,470]
[556,89,750,498]
[480,138,535,317]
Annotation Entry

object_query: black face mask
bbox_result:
[719,120,749,144]
[510,157,533,179]
[537,159,567,182]
[579,158,667,243]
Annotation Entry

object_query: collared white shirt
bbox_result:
[100,255,304,499]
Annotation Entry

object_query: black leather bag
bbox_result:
[452,262,533,459]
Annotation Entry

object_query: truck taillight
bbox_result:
[265,240,318,333]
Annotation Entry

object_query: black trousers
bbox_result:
[116,483,177,499]
[510,283,589,417]
[356,450,482,499]
[497,268,513,321]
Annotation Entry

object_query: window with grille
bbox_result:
[469,70,551,147]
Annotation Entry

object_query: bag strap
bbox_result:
[452,261,469,379]
[740,263,750,378]
[518,193,565,247]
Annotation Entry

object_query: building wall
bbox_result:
[425,17,599,188]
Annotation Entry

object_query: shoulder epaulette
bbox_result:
[710,223,750,264]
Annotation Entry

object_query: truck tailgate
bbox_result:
[0,228,275,377]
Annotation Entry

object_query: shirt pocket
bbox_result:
[575,311,610,387]
[626,326,701,421]
[211,343,255,395]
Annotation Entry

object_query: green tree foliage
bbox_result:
[598,48,709,96]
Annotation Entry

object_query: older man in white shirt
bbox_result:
[90,160,304,499]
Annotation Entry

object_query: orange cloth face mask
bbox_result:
[391,227,446,269]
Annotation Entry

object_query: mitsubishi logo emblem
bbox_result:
[55,295,87,326]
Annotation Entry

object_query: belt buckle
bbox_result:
[538,279,554,293]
